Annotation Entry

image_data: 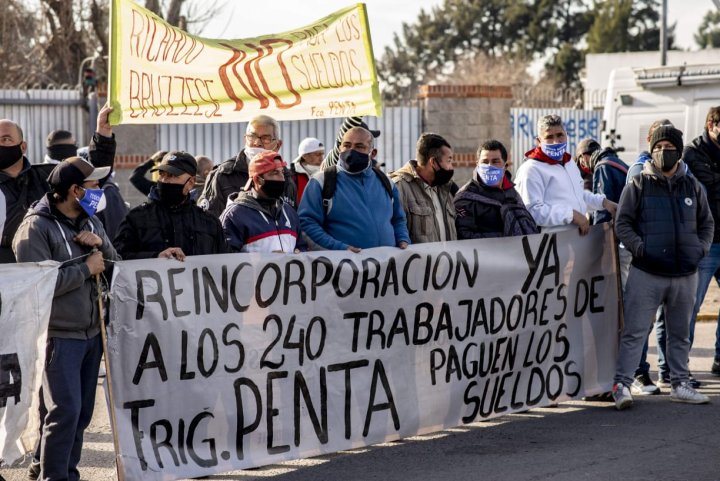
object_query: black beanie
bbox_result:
[650,125,683,153]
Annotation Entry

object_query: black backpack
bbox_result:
[321,165,393,215]
[454,190,539,237]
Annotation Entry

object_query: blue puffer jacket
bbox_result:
[298,161,410,250]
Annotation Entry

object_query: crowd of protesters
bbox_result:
[2,104,720,480]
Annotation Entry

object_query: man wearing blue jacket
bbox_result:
[299,127,410,252]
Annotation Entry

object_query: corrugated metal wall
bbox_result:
[157,106,421,173]
[510,108,602,172]
[0,89,87,163]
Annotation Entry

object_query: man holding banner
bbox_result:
[13,157,119,481]
[515,114,616,235]
[221,150,303,253]
[299,127,410,251]
[114,151,227,260]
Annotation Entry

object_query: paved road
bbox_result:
[3,323,720,481]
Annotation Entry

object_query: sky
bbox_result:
[200,0,714,55]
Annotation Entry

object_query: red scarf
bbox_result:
[525,146,571,166]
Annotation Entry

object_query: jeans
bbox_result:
[40,335,103,481]
[615,267,696,388]
[690,243,720,351]
[714,269,720,362]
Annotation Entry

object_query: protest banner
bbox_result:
[108,0,382,125]
[106,225,620,480]
[0,263,58,466]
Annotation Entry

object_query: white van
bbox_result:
[601,64,720,164]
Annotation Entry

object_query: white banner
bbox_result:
[107,225,620,480]
[0,262,58,466]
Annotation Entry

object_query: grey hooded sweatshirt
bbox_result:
[12,193,120,339]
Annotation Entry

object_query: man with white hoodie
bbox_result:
[515,114,617,234]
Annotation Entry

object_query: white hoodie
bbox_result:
[514,158,605,232]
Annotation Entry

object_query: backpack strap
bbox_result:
[596,159,628,174]
[321,165,393,217]
[321,165,337,216]
[372,165,393,198]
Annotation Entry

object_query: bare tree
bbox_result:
[1,0,223,89]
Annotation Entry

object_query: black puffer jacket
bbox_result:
[682,130,720,243]
[0,158,53,262]
[113,188,228,259]
[197,151,297,217]
[615,161,714,277]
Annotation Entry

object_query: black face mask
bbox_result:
[339,149,371,173]
[261,179,285,199]
[652,150,680,172]
[0,143,23,170]
[431,159,454,186]
[156,180,189,206]
[47,144,78,162]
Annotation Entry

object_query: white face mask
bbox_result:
[244,146,266,160]
[303,163,320,176]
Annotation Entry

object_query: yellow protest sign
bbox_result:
[108,0,382,125]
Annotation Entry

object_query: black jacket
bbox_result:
[129,158,156,197]
[454,173,537,239]
[0,158,53,262]
[615,161,714,277]
[197,151,297,217]
[682,130,720,243]
[96,181,129,241]
[113,188,228,259]
[89,132,117,171]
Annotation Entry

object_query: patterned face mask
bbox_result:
[476,164,504,186]
[540,141,567,161]
[77,187,105,217]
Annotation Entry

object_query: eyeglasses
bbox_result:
[245,133,277,145]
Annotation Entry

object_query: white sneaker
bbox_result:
[670,382,710,404]
[612,382,633,410]
[631,373,660,395]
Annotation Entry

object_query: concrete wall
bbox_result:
[418,84,513,185]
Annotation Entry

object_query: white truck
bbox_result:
[601,63,720,164]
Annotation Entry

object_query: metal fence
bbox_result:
[510,108,602,172]
[157,106,422,173]
[0,88,88,163]
[511,86,606,111]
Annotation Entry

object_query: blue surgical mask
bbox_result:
[540,141,567,161]
[476,164,505,186]
[77,187,105,217]
[339,149,370,173]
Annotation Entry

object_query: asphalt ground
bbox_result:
[3,322,720,481]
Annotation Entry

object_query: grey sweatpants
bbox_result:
[614,266,696,388]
